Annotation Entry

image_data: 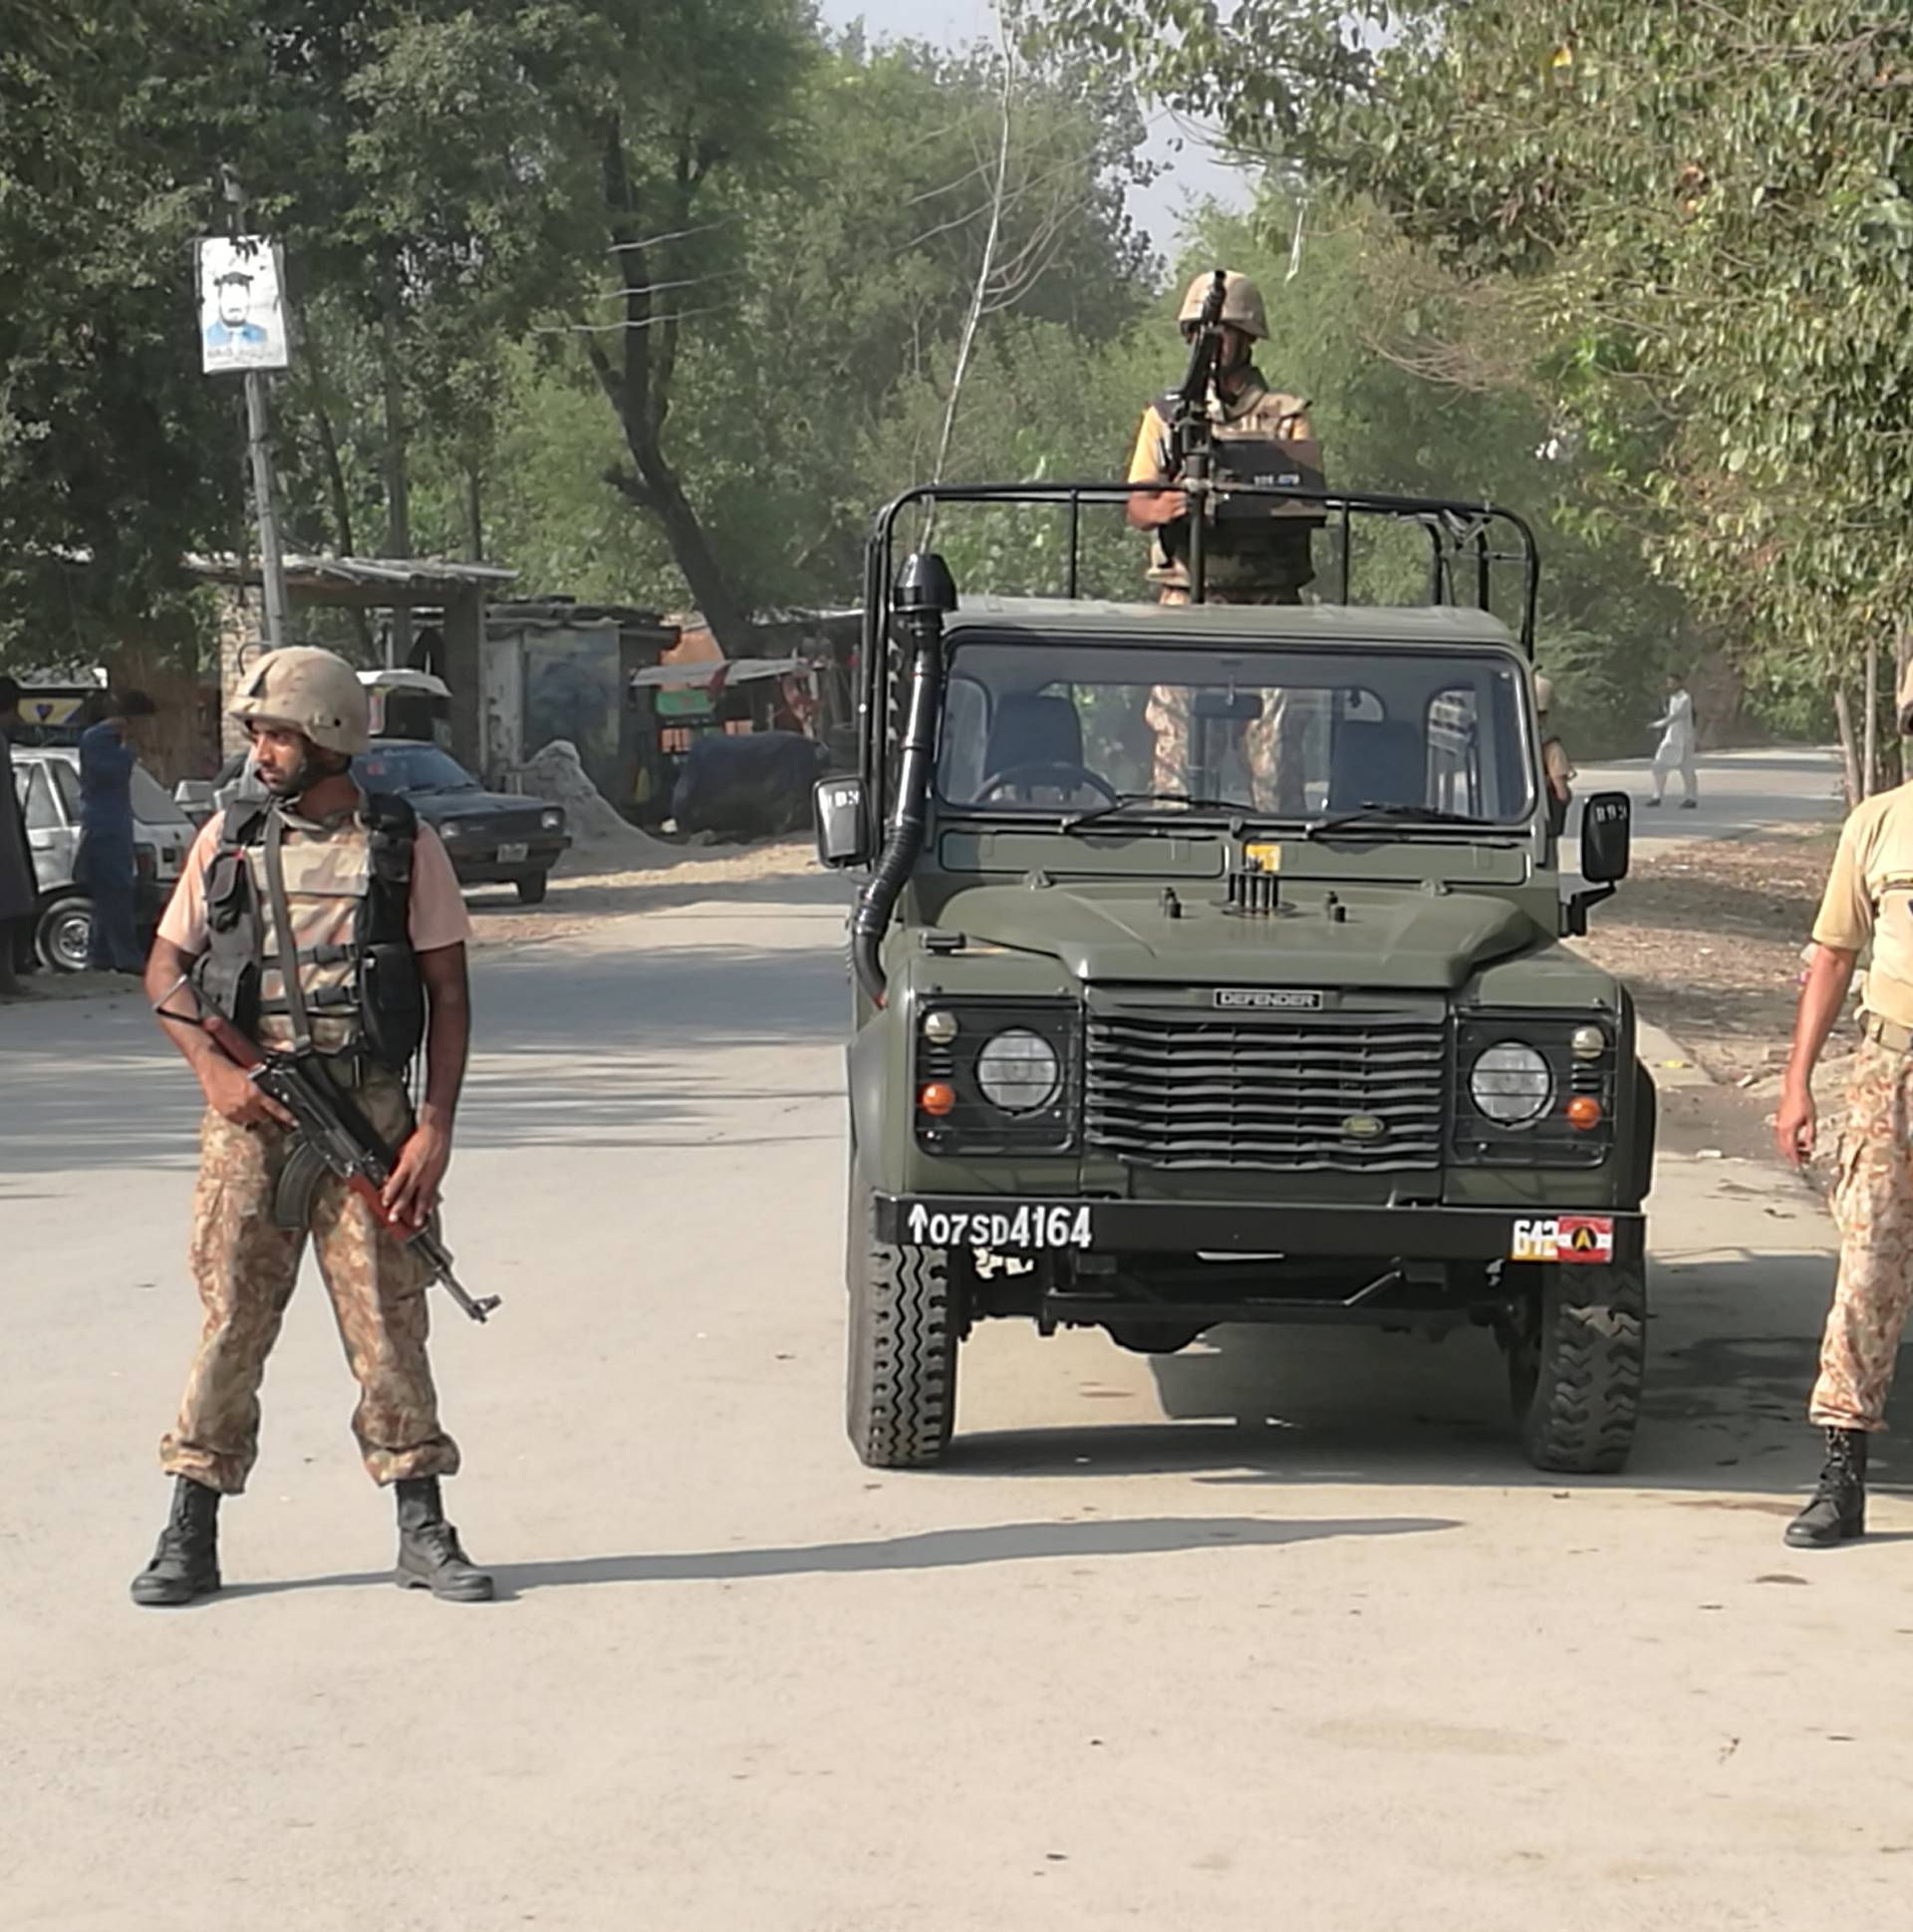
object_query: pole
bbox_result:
[244,369,291,649]
[221,167,291,650]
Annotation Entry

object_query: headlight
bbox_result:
[975,1029,1061,1113]
[1470,1041,1553,1126]
[540,808,564,831]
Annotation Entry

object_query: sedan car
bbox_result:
[13,746,188,970]
[352,740,571,903]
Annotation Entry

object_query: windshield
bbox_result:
[936,637,1535,827]
[353,744,479,794]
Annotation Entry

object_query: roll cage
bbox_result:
[855,481,1539,817]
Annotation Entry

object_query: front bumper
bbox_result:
[446,836,571,882]
[873,1193,1645,1268]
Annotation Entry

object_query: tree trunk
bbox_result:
[464,464,484,563]
[591,116,754,655]
[1834,685,1862,810]
[306,385,374,659]
[381,262,412,670]
[1863,639,1880,798]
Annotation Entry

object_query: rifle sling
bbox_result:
[262,805,315,1058]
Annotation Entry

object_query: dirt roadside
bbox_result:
[1570,829,1843,1164]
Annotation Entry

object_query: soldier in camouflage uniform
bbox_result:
[1777,659,1913,1549]
[1127,269,1321,813]
[134,648,492,1605]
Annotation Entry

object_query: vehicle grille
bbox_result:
[1086,1004,1447,1173]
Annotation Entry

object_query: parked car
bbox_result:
[353,740,570,904]
[12,746,190,970]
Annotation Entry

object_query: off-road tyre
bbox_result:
[514,874,549,906]
[1506,1258,1645,1475]
[846,1175,958,1469]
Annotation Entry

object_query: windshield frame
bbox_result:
[929,631,1539,837]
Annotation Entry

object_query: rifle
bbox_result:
[1167,267,1229,603]
[195,1005,499,1324]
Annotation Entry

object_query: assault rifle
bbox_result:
[1168,267,1229,602]
[196,1006,499,1324]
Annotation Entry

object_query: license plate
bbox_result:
[496,842,528,864]
[904,1201,1095,1251]
[1509,1215,1614,1263]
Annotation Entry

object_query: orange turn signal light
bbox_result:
[1565,1094,1603,1131]
[919,1081,957,1117]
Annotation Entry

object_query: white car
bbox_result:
[11,747,193,970]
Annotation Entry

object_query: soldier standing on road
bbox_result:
[132,647,493,1605]
[1775,663,1913,1546]
[1645,672,1698,810]
[1127,270,1318,812]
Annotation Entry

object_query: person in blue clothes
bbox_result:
[77,690,157,972]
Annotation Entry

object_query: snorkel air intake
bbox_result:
[850,551,957,1006]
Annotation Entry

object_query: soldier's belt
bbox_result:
[1861,1011,1913,1054]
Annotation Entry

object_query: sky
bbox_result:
[814,0,1254,262]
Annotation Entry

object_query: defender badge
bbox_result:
[1213,988,1324,1011]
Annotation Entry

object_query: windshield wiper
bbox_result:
[1304,800,1489,839]
[1062,790,1256,833]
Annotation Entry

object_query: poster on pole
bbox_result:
[196,235,289,374]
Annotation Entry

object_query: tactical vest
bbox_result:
[192,793,425,1072]
[1147,372,1320,596]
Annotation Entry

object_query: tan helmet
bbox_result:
[1534,673,1555,713]
[1177,268,1268,341]
[228,646,371,756]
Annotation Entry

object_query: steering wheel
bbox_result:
[974,762,1120,805]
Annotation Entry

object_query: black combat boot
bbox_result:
[1784,1428,1868,1548]
[130,1476,222,1606]
[394,1477,494,1601]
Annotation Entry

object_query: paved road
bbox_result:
[4,863,1910,1930]
[1564,743,1842,871]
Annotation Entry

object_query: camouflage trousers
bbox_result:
[159,1068,459,1494]
[1147,586,1310,813]
[1811,1035,1913,1432]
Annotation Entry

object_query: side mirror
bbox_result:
[1579,790,1631,884]
[814,775,871,869]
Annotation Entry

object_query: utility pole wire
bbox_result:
[923,8,1015,548]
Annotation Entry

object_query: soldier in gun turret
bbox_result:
[131,648,493,1607]
[1127,270,1319,809]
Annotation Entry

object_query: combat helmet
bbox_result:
[1177,269,1268,341]
[228,646,371,756]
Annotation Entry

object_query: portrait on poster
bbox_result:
[197,236,289,374]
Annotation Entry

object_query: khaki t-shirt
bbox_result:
[1811,786,1913,1027]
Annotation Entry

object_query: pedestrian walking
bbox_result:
[1535,674,1575,842]
[0,676,37,993]
[1775,660,1913,1545]
[133,647,492,1605]
[77,689,157,971]
[1645,672,1698,809]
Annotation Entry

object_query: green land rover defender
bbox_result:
[816,483,1654,1477]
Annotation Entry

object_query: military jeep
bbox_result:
[817,482,1653,1476]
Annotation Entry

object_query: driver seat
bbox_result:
[980,692,1084,800]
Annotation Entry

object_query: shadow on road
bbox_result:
[945,1247,1897,1503]
[215,1513,1457,1601]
